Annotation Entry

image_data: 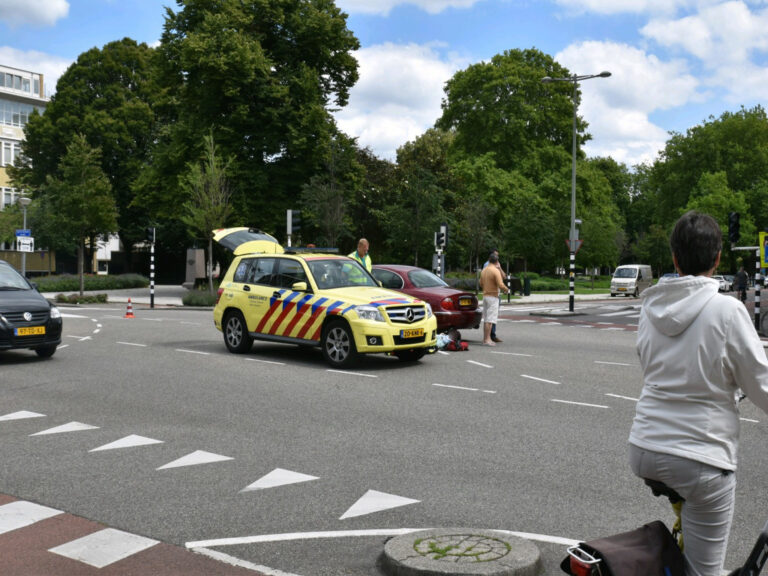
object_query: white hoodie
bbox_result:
[629,275,768,471]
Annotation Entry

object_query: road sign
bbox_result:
[15,229,31,237]
[17,236,34,253]
[566,239,583,253]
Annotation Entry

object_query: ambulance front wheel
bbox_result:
[321,319,357,368]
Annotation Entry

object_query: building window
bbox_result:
[22,78,30,92]
[33,78,39,95]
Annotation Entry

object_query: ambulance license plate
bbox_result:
[400,328,424,339]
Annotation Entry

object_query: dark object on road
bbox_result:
[0,260,62,358]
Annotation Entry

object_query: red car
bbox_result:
[371,264,482,333]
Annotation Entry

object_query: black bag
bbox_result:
[560,520,684,576]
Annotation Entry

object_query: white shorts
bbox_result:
[483,295,499,324]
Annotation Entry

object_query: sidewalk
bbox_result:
[43,285,613,308]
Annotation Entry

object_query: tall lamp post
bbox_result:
[18,196,31,277]
[542,71,611,312]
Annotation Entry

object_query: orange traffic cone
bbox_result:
[124,298,135,319]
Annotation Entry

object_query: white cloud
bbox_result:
[552,0,717,16]
[337,0,480,16]
[334,43,468,160]
[0,0,69,27]
[641,1,768,102]
[556,41,700,165]
[0,46,71,95]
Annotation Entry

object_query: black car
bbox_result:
[0,260,62,358]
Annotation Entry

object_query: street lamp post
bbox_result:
[18,196,32,277]
[542,71,611,312]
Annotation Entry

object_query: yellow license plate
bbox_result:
[618,287,626,292]
[400,328,424,339]
[15,326,45,336]
[459,297,472,306]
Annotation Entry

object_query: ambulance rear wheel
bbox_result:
[321,319,357,367]
[224,311,253,353]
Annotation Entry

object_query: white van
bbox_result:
[611,264,653,297]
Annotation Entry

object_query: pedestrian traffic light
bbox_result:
[728,212,740,244]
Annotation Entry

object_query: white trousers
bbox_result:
[629,443,736,576]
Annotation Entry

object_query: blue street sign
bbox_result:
[15,229,31,237]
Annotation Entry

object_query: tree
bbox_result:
[180,132,233,295]
[13,39,155,259]
[137,0,360,239]
[33,134,118,294]
[437,48,576,178]
[684,171,754,270]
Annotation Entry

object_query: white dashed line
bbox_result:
[520,374,560,385]
[595,361,635,367]
[491,352,533,357]
[327,369,378,378]
[551,399,609,409]
[467,360,493,368]
[245,358,286,366]
[175,349,210,355]
[605,393,639,402]
[117,342,147,347]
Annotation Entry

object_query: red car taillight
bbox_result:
[440,297,455,310]
[215,287,224,306]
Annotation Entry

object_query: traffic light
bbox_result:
[146,226,155,244]
[435,224,447,249]
[728,212,740,244]
[287,209,301,235]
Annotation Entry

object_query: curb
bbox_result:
[380,528,541,576]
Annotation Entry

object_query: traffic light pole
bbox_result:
[733,245,761,330]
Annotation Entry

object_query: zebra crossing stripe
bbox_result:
[0,501,62,535]
[49,528,159,568]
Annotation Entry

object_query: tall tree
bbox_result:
[14,38,155,257]
[180,132,233,295]
[437,48,575,178]
[33,134,118,294]
[137,0,360,239]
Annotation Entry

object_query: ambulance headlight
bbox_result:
[355,305,385,322]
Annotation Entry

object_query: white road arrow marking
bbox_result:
[241,468,319,492]
[0,410,45,422]
[90,435,164,452]
[156,450,233,470]
[30,422,99,436]
[339,490,420,520]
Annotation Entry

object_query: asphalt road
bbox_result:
[1,303,767,575]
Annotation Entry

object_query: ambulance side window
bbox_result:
[248,258,277,285]
[233,259,253,283]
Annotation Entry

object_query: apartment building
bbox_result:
[0,64,47,209]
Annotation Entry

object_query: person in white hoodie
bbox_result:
[629,210,768,576]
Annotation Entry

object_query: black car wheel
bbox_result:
[394,348,426,362]
[35,345,57,358]
[223,311,253,353]
[321,319,357,368]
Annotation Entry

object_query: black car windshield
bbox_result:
[307,259,378,289]
[0,264,31,290]
[408,269,448,288]
[614,268,638,279]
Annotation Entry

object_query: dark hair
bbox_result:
[488,253,499,264]
[670,211,722,275]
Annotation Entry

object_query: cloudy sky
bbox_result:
[1,0,767,166]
